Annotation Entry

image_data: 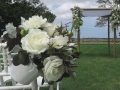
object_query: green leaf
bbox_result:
[18,52,25,64]
[13,54,20,66]
[20,29,29,37]
[8,45,22,54]
[18,50,30,65]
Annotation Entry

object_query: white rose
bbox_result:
[21,29,49,54]
[50,35,69,49]
[41,22,52,27]
[43,23,58,37]
[43,56,64,82]
[5,23,17,38]
[20,15,47,30]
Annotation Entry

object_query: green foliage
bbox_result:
[95,17,108,27]
[12,49,30,66]
[114,0,120,4]
[20,29,28,37]
[96,0,120,28]
[0,0,56,36]
[18,50,28,64]
[67,30,74,37]
[95,0,112,27]
[96,0,112,8]
[111,5,120,30]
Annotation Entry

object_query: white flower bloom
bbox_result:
[43,24,56,37]
[50,35,69,49]
[5,23,16,38]
[41,22,52,28]
[43,23,58,36]
[20,15,47,30]
[21,17,25,24]
[21,29,49,54]
[66,43,76,53]
[43,56,64,82]
[68,43,75,46]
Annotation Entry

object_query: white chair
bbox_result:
[0,43,60,90]
[0,43,15,86]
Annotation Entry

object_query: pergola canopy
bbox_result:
[81,8,111,17]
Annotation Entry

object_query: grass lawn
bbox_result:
[6,44,120,90]
[57,44,120,90]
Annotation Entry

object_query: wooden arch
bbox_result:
[71,8,117,58]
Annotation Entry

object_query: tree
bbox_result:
[95,0,115,27]
[96,0,113,8]
[0,0,56,36]
[95,0,113,27]
[13,0,40,5]
[95,0,120,27]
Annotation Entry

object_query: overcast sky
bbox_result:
[40,0,119,38]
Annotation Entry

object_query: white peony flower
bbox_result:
[42,56,64,82]
[20,15,47,30]
[50,35,69,49]
[21,29,49,54]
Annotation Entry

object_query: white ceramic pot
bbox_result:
[8,62,39,85]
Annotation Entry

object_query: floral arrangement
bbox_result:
[71,6,83,31]
[1,15,79,84]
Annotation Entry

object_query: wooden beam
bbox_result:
[77,28,80,52]
[114,28,116,58]
[71,8,111,10]
[81,8,111,10]
[108,17,110,55]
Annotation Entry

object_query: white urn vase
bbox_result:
[8,62,39,85]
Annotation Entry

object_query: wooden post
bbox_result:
[97,37,98,43]
[83,38,84,43]
[77,28,80,52]
[108,17,110,55]
[114,28,116,58]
